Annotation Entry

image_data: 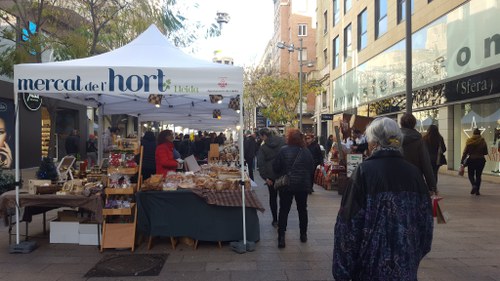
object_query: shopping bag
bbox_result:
[314,167,323,185]
[458,165,465,176]
[431,196,447,224]
[431,196,442,217]
[436,203,447,224]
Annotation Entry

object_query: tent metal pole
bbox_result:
[97,100,104,165]
[14,90,20,245]
[137,116,142,147]
[239,95,246,245]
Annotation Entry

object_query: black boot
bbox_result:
[278,231,286,248]
[471,185,478,195]
[300,232,307,243]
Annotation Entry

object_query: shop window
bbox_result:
[375,0,387,39]
[358,9,368,51]
[454,100,500,175]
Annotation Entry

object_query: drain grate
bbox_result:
[84,254,168,277]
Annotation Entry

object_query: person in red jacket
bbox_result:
[155,130,178,176]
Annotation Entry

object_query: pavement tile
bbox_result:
[2,171,500,280]
[230,270,287,281]
[284,269,334,280]
[0,272,65,281]
[256,261,312,271]
[163,261,206,272]
[159,271,231,281]
[206,261,257,271]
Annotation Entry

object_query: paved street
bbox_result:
[1,168,500,281]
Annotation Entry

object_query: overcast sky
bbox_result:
[184,0,274,67]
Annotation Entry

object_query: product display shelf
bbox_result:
[100,146,143,252]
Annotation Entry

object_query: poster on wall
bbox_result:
[0,98,14,169]
[346,154,363,178]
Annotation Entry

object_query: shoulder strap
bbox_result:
[290,148,302,170]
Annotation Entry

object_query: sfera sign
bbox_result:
[22,93,42,111]
[456,78,493,96]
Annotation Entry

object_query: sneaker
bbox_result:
[272,221,278,228]
[476,191,481,196]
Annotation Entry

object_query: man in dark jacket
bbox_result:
[306,135,323,168]
[244,131,257,180]
[400,113,437,193]
[65,129,80,157]
[178,134,195,159]
[257,128,285,227]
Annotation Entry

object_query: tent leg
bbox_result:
[14,90,20,245]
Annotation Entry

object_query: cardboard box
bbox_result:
[78,223,101,246]
[49,220,79,244]
[57,210,81,222]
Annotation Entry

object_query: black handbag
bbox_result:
[274,149,302,190]
[437,145,447,166]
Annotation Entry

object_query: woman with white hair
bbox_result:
[333,117,433,281]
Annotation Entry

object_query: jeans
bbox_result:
[467,158,486,191]
[277,190,308,235]
[87,152,97,167]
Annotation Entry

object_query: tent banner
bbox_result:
[14,66,242,96]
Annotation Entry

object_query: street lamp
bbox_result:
[277,38,308,131]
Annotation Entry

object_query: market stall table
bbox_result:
[136,189,263,248]
[0,190,104,243]
[314,163,346,190]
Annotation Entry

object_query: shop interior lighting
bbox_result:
[228,96,240,111]
[213,109,222,119]
[209,94,223,104]
[148,94,163,107]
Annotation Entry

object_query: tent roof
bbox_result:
[14,24,243,129]
[35,25,224,68]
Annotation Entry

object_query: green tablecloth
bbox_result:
[136,190,260,242]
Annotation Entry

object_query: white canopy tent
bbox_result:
[13,25,248,246]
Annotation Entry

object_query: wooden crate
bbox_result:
[101,223,136,250]
[107,167,138,175]
[105,185,136,195]
[102,203,135,216]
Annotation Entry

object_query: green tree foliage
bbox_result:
[0,0,221,158]
[244,66,320,128]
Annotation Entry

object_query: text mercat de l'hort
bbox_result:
[17,69,199,93]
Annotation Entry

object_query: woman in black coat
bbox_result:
[333,117,433,280]
[461,128,488,195]
[273,128,315,248]
[423,124,446,184]
[140,131,156,180]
